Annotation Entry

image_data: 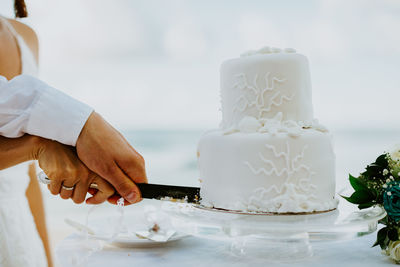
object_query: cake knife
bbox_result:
[37,171,200,204]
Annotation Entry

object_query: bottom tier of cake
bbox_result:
[197,129,337,213]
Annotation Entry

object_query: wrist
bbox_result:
[0,134,48,170]
[76,111,98,149]
[28,135,48,160]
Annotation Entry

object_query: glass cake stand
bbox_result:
[164,198,386,261]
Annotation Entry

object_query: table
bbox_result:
[56,231,393,267]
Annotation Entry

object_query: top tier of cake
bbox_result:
[220,47,313,131]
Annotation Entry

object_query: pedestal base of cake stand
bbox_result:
[229,231,313,261]
[164,199,385,262]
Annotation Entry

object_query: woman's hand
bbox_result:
[35,138,115,204]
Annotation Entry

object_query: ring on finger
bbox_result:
[62,185,75,191]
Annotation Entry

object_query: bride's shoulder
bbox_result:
[0,19,21,79]
[7,18,38,60]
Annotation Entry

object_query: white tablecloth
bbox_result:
[56,231,394,267]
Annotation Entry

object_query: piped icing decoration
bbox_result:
[232,72,291,121]
[258,46,271,54]
[221,48,315,129]
[222,127,239,135]
[240,46,296,57]
[223,112,329,136]
[284,47,296,53]
[243,142,314,194]
[238,141,334,213]
[237,116,262,133]
[298,119,328,133]
[228,186,338,213]
[240,50,257,57]
[259,112,284,135]
[199,46,336,214]
[271,47,282,53]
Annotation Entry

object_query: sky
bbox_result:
[1,0,400,131]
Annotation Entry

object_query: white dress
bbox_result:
[0,17,48,267]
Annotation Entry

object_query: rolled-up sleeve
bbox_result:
[0,75,93,146]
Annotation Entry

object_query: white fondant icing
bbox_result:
[221,52,313,129]
[198,130,337,213]
[271,47,282,53]
[199,47,336,213]
[240,46,297,57]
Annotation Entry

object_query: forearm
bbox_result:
[0,75,93,146]
[0,134,41,170]
[26,163,53,267]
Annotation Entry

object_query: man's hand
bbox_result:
[76,112,147,204]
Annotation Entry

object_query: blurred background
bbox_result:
[1,0,400,248]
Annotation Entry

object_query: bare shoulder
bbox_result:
[0,19,20,79]
[7,19,39,61]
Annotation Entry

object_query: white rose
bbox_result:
[390,146,400,161]
[388,241,400,262]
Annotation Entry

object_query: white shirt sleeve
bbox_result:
[0,75,93,146]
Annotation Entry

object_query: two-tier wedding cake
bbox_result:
[197,47,337,213]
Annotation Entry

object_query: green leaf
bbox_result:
[379,216,389,225]
[349,174,370,192]
[363,155,389,179]
[342,174,376,206]
[373,227,388,248]
[388,228,399,241]
[371,188,379,198]
[364,165,383,178]
[375,154,389,168]
[341,190,375,205]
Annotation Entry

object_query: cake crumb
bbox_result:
[151,223,160,233]
[160,196,188,203]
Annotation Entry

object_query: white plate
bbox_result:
[92,232,189,248]
[66,203,190,248]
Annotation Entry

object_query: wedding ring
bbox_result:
[62,185,75,191]
[37,171,51,185]
[38,171,98,191]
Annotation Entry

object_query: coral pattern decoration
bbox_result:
[242,141,322,212]
[198,130,337,213]
[219,50,314,130]
[233,72,294,122]
[244,142,314,194]
[198,47,336,214]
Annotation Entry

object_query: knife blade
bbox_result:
[137,183,200,204]
[37,171,201,204]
